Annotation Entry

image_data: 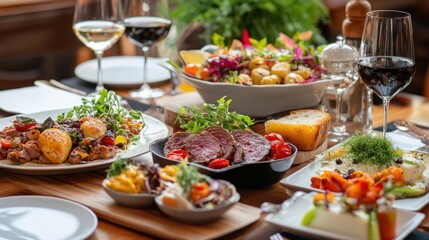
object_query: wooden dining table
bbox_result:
[1,82,429,240]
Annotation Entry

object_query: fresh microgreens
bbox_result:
[176,96,254,133]
[250,37,267,51]
[107,158,129,178]
[344,134,401,167]
[212,32,225,49]
[176,161,210,198]
[57,90,145,136]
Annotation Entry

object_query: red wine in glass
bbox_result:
[125,17,171,47]
[124,16,172,99]
[358,56,415,97]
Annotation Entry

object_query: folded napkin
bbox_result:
[0,86,83,114]
[387,130,425,150]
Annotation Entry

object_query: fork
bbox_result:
[393,120,429,142]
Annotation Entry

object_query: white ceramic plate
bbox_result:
[280,133,429,211]
[75,56,171,87]
[0,109,168,175]
[281,159,429,211]
[0,195,98,240]
[265,193,425,240]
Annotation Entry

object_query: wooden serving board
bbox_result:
[0,169,261,240]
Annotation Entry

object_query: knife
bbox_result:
[34,79,87,96]
[49,79,88,96]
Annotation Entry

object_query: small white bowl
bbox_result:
[155,193,240,224]
[102,179,155,208]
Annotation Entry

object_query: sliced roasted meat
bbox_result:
[22,140,42,159]
[163,132,192,155]
[3,126,20,138]
[205,126,235,160]
[184,131,222,164]
[68,147,89,164]
[232,142,244,164]
[231,130,270,163]
[7,150,31,164]
[87,145,117,161]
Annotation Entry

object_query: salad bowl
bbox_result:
[102,179,156,208]
[159,62,338,117]
[155,192,240,224]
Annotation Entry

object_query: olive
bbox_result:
[251,68,270,85]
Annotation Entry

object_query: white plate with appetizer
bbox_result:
[281,134,429,211]
[0,91,168,175]
[0,195,98,240]
[75,56,171,87]
[265,192,424,240]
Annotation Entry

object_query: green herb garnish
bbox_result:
[107,158,129,178]
[344,134,401,167]
[57,90,144,139]
[176,161,209,198]
[176,96,254,133]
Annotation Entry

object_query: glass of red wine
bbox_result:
[358,10,416,137]
[123,0,172,99]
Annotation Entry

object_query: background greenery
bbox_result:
[170,0,329,46]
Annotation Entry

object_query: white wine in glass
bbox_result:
[73,0,125,95]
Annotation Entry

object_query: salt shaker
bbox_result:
[320,36,360,143]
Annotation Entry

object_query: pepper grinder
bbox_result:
[342,0,373,135]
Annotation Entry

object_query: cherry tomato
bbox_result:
[208,158,230,169]
[166,149,188,161]
[184,64,200,76]
[0,139,11,149]
[13,120,38,132]
[264,133,284,143]
[100,136,116,146]
[270,141,292,160]
[200,67,210,80]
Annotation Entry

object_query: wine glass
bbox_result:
[358,10,416,137]
[123,0,172,99]
[73,0,125,95]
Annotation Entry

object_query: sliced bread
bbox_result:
[264,109,331,151]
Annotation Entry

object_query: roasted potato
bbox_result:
[80,117,107,139]
[248,57,269,71]
[284,72,305,84]
[38,128,72,164]
[294,66,312,80]
[271,62,291,79]
[251,68,270,85]
[237,73,252,85]
[261,75,281,85]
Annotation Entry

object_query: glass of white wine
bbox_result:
[73,0,125,95]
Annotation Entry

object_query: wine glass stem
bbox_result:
[94,50,104,92]
[382,97,391,138]
[141,46,150,90]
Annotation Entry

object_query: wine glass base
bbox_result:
[129,88,164,99]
